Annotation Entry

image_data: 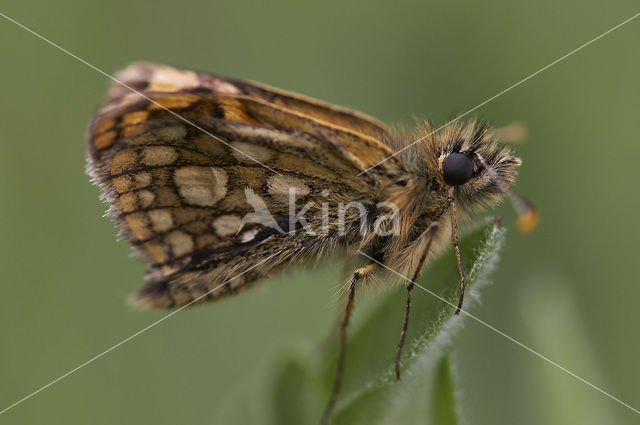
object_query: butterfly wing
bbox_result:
[88,63,406,308]
[105,62,392,142]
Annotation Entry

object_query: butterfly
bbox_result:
[87,63,537,423]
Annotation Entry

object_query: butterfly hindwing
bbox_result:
[88,64,405,308]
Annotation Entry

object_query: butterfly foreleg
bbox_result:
[450,200,466,314]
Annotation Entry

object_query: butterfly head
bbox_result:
[421,120,537,232]
[437,122,519,207]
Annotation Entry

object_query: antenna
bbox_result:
[474,152,540,233]
[508,189,539,233]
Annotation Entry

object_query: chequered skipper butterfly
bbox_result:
[87,63,537,423]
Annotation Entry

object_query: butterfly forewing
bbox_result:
[104,62,392,141]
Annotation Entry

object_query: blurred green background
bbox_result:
[1,1,638,424]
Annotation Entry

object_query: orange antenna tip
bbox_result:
[516,207,540,233]
[508,190,539,233]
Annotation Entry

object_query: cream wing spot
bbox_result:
[210,79,242,95]
[267,175,310,202]
[149,209,174,232]
[174,166,228,207]
[155,125,187,141]
[150,66,199,90]
[231,141,272,163]
[135,172,152,188]
[166,230,194,257]
[142,146,178,166]
[213,215,242,237]
[138,190,155,208]
[240,228,260,243]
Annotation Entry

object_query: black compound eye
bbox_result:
[442,152,474,186]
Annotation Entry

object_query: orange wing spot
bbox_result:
[111,149,139,174]
[125,212,152,240]
[122,124,145,138]
[94,118,115,135]
[123,110,149,126]
[148,81,180,91]
[172,207,200,225]
[217,98,258,123]
[154,187,180,208]
[143,241,169,263]
[161,265,178,276]
[148,94,201,110]
[112,176,133,193]
[119,192,138,213]
[179,149,209,165]
[183,221,208,234]
[94,131,117,150]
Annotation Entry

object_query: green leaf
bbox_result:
[431,353,460,425]
[269,349,322,425]
[216,219,505,425]
[326,219,505,424]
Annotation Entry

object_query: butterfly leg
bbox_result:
[450,200,466,315]
[395,222,439,380]
[321,263,376,425]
